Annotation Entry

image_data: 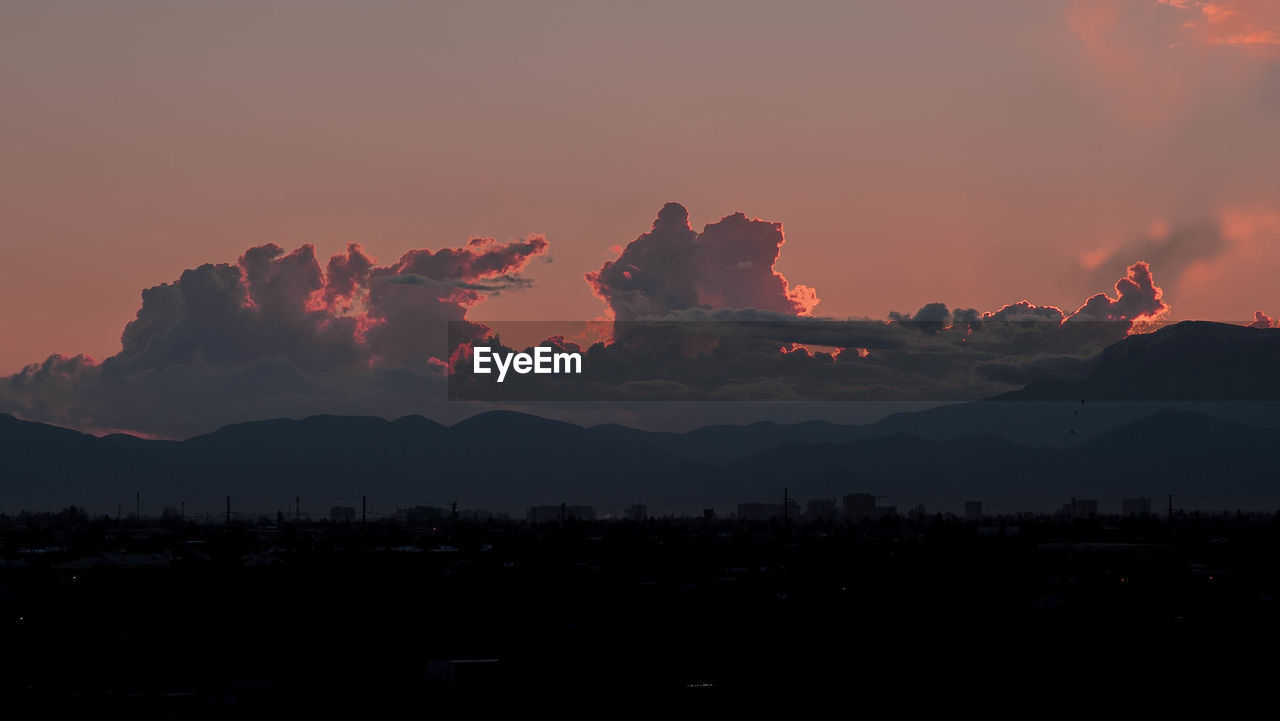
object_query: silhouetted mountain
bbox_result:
[2,322,1279,514]
[0,411,713,514]
[1006,321,1280,402]
[851,321,1280,447]
[587,419,873,465]
[713,409,1280,511]
[3,406,1280,515]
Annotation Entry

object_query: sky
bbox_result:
[1,0,1278,433]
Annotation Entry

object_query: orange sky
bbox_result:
[2,0,1278,374]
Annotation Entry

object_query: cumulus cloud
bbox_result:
[1064,261,1169,322]
[983,301,1067,324]
[889,302,961,334]
[0,233,548,436]
[1249,310,1277,328]
[0,205,1222,440]
[890,261,1169,339]
[586,203,820,321]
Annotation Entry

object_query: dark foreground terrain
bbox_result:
[2,511,1278,712]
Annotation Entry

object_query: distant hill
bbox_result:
[3,407,1279,515]
[2,321,1279,514]
[0,411,714,515]
[1006,321,1280,402]
[713,410,1280,512]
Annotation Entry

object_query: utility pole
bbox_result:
[1168,494,1173,522]
[135,491,140,519]
[362,495,367,530]
[181,501,185,521]
[226,495,231,526]
[295,495,301,523]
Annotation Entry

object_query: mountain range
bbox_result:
[1,321,1277,515]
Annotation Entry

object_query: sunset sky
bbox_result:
[3,0,1279,376]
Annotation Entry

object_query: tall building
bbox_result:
[1122,497,1152,516]
[528,504,595,523]
[565,505,595,521]
[528,505,561,523]
[805,498,838,521]
[401,506,447,525]
[1060,498,1099,519]
[737,501,799,522]
[965,501,983,521]
[843,493,877,521]
[625,504,648,522]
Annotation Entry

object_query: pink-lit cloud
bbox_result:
[586,203,820,321]
[1248,310,1276,328]
[1158,0,1280,48]
[1054,0,1278,124]
[890,261,1169,329]
[1065,261,1169,322]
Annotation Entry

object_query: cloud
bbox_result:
[362,235,546,367]
[1081,221,1226,291]
[889,261,1166,330]
[982,301,1067,324]
[1055,0,1277,124]
[0,233,549,436]
[1250,310,1277,328]
[322,243,376,313]
[876,261,1170,388]
[585,203,820,321]
[1064,261,1169,322]
[1158,0,1280,48]
[888,302,962,334]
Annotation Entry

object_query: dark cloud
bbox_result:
[586,203,819,321]
[1084,221,1225,290]
[975,354,1096,385]
[982,301,1065,324]
[447,312,1133,406]
[889,302,958,333]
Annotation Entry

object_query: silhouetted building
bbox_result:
[527,504,595,523]
[565,505,595,521]
[528,506,559,523]
[1060,498,1099,519]
[805,498,838,521]
[874,505,898,519]
[401,506,447,525]
[965,501,984,521]
[738,501,799,522]
[330,506,357,524]
[843,493,877,521]
[1122,497,1152,516]
[626,504,648,522]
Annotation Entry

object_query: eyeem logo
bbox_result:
[472,346,583,383]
